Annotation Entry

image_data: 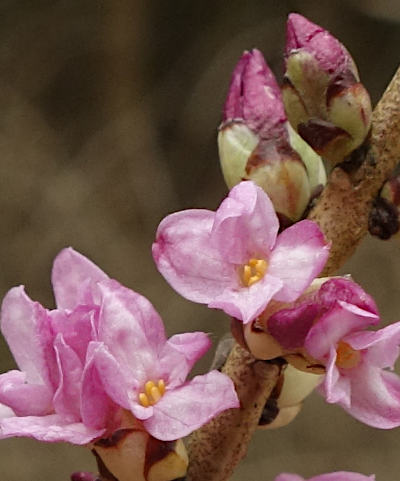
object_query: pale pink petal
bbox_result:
[98,280,166,382]
[159,332,211,387]
[81,343,121,431]
[153,209,235,304]
[318,348,351,407]
[143,370,239,440]
[211,181,279,263]
[305,302,379,361]
[0,286,56,388]
[50,306,98,363]
[308,475,375,481]
[209,273,283,324]
[0,414,104,444]
[51,247,108,310]
[0,371,53,416]
[269,220,329,302]
[339,365,400,429]
[344,322,400,369]
[53,335,83,418]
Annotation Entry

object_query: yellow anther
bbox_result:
[145,381,155,397]
[150,386,162,403]
[158,379,166,395]
[139,392,150,407]
[336,341,361,369]
[139,379,166,407]
[241,258,268,287]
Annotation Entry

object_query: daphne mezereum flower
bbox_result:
[275,472,375,481]
[0,248,239,444]
[219,48,326,224]
[153,181,329,324]
[264,277,400,428]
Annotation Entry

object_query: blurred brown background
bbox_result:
[0,1,400,480]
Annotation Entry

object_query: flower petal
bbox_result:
[51,247,108,310]
[211,181,279,263]
[274,475,304,481]
[0,414,104,444]
[344,321,400,369]
[143,370,239,440]
[81,343,121,431]
[0,371,53,416]
[209,273,283,324]
[153,209,235,304]
[338,364,400,429]
[98,280,166,383]
[1,286,56,387]
[305,302,379,361]
[318,348,351,407]
[53,335,83,418]
[159,332,211,387]
[269,220,329,302]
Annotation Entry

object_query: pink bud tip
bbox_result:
[223,49,286,137]
[70,473,99,481]
[286,13,352,75]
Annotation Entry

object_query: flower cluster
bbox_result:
[0,248,239,444]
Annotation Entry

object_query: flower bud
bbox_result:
[93,425,188,481]
[219,49,326,223]
[258,364,322,430]
[369,175,400,239]
[70,473,99,481]
[283,13,372,165]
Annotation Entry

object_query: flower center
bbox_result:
[138,379,166,407]
[241,258,268,287]
[335,341,361,369]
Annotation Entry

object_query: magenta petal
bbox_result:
[344,322,400,369]
[268,301,319,349]
[211,181,279,263]
[209,273,283,324]
[53,335,83,418]
[305,302,379,361]
[143,370,239,441]
[153,209,234,303]
[51,248,108,310]
[0,414,104,444]
[0,371,53,416]
[160,332,211,387]
[269,220,329,303]
[340,365,400,429]
[1,286,55,387]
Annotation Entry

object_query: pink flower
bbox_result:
[153,181,329,324]
[0,248,239,443]
[275,472,375,481]
[305,302,400,428]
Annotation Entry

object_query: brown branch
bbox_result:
[186,344,282,481]
[309,65,400,275]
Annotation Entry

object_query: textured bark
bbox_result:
[309,65,400,275]
[186,344,282,481]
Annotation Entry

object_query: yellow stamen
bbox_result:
[139,379,167,407]
[241,258,268,287]
[145,380,155,397]
[158,379,166,395]
[336,341,361,369]
[139,393,150,407]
